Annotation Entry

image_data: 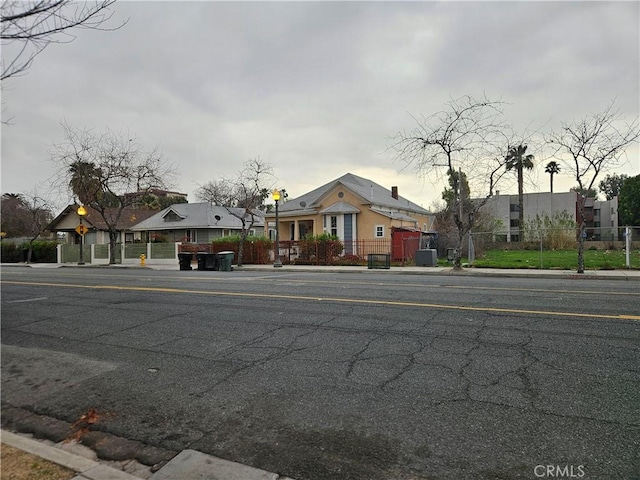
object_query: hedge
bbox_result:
[1,240,58,263]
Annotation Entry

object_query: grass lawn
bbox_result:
[462,248,640,270]
[1,444,75,480]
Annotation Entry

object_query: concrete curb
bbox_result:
[2,429,295,480]
[234,265,640,281]
[4,262,639,281]
[1,429,142,480]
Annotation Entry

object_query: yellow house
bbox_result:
[266,173,434,250]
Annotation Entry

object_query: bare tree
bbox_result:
[547,101,639,273]
[196,158,274,266]
[0,191,54,262]
[50,123,175,264]
[1,0,123,81]
[390,95,510,270]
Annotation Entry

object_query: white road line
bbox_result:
[6,297,48,303]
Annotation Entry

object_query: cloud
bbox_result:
[1,1,638,211]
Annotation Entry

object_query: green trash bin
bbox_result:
[216,251,234,271]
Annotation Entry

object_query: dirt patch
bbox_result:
[1,444,75,480]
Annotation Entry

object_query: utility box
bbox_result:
[415,249,438,267]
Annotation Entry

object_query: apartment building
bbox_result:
[482,191,619,241]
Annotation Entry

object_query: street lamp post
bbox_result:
[272,189,282,268]
[77,205,87,265]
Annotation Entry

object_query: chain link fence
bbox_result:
[468,226,639,268]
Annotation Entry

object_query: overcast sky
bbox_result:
[2,0,639,211]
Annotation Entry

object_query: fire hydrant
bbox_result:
[140,254,146,267]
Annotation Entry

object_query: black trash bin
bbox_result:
[178,252,193,271]
[196,252,207,270]
[196,252,218,270]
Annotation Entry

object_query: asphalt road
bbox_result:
[1,266,639,480]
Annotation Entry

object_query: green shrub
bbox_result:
[298,234,344,265]
[29,240,58,262]
[1,242,22,262]
[1,240,58,263]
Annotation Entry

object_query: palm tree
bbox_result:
[69,161,102,205]
[505,144,535,242]
[545,161,561,193]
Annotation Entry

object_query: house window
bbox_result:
[164,211,182,222]
[510,219,519,228]
[330,216,337,237]
[375,225,385,238]
[510,204,520,212]
[185,230,197,242]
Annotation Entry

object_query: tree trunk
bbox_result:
[237,231,246,267]
[109,230,118,264]
[577,197,586,274]
[26,243,33,263]
[577,221,586,273]
[550,173,554,194]
[518,166,525,242]
[453,212,464,271]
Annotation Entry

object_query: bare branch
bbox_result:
[546,100,640,273]
[49,122,175,263]
[195,157,274,266]
[389,94,511,269]
[1,0,126,80]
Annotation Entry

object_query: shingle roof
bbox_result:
[279,173,429,214]
[318,201,361,214]
[47,205,156,232]
[130,202,264,231]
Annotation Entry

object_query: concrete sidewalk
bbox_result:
[1,429,294,480]
[5,261,640,281]
[232,263,640,281]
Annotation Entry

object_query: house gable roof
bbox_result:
[279,173,429,215]
[130,202,265,231]
[318,201,361,214]
[46,205,156,232]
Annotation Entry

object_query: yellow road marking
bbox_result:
[6,270,637,296]
[3,280,639,322]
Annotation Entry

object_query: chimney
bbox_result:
[391,186,398,199]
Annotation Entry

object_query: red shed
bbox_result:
[391,227,422,262]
